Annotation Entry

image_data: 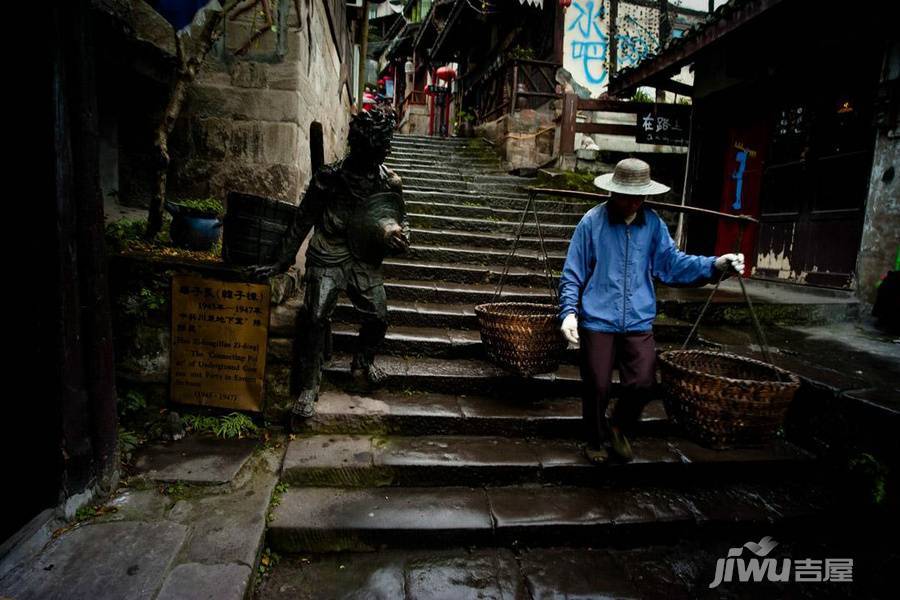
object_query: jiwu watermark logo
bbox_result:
[709,536,853,588]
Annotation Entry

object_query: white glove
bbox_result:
[560,313,579,347]
[715,253,745,276]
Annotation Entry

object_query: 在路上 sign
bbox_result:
[635,103,691,146]
[170,274,270,412]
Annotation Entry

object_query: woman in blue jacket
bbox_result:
[558,158,744,462]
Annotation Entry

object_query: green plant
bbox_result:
[118,428,142,465]
[181,412,259,439]
[677,97,692,105]
[631,89,654,104]
[170,197,225,216]
[119,391,147,419]
[267,482,290,523]
[105,216,172,251]
[508,45,535,61]
[847,452,889,506]
[74,504,97,522]
[257,547,281,579]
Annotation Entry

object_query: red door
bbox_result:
[714,122,769,274]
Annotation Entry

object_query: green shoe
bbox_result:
[609,427,634,462]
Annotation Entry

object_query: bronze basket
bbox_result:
[475,302,567,377]
[658,349,800,449]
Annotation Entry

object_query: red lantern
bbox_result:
[435,66,457,81]
[559,0,572,7]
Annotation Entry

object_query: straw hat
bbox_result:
[593,158,670,196]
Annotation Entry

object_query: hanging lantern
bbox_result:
[436,66,457,81]
[559,0,572,7]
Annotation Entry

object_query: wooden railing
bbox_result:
[559,96,651,154]
[559,95,691,154]
[463,58,561,124]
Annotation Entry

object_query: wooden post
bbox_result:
[609,0,619,81]
[553,4,566,66]
[510,62,519,115]
[358,0,370,108]
[560,92,577,155]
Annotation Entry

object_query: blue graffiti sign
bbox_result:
[732,150,748,210]
[568,1,609,85]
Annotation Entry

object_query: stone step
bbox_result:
[266,481,828,552]
[322,353,582,397]
[296,389,669,438]
[393,134,485,146]
[383,259,560,288]
[406,212,576,236]
[389,142,495,155]
[386,155,503,167]
[403,178,526,195]
[388,150,500,164]
[405,189,592,212]
[404,244,566,272]
[281,434,813,488]
[382,277,553,304]
[391,167,523,183]
[409,227,572,252]
[407,200,583,224]
[329,298,694,338]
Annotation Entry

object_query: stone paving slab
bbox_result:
[0,520,189,600]
[155,562,250,600]
[133,435,258,485]
[1,438,285,600]
[268,487,494,552]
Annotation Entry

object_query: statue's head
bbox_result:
[348,108,396,165]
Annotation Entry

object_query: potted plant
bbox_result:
[164,197,224,251]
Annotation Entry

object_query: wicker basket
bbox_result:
[658,349,800,449]
[475,302,567,377]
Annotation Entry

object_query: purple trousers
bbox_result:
[578,330,656,449]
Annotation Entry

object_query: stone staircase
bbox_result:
[258,134,843,597]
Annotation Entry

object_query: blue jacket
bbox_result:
[559,203,716,333]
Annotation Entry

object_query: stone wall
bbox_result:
[476,109,556,170]
[170,0,353,205]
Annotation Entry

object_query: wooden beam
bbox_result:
[650,77,693,97]
[526,188,760,223]
[576,122,637,136]
[577,99,652,112]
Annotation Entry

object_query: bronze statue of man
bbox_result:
[252,109,408,424]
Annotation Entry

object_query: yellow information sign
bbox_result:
[170,274,270,412]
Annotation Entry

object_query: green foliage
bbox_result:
[508,45,535,61]
[631,89,654,104]
[267,482,290,523]
[159,482,188,499]
[104,216,171,252]
[847,452,889,506]
[74,504,97,522]
[171,197,225,216]
[118,428,142,465]
[677,97,692,105]
[119,391,147,420]
[122,286,168,320]
[257,547,281,579]
[181,412,259,439]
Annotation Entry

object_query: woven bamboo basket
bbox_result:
[475,302,567,377]
[658,349,800,449]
